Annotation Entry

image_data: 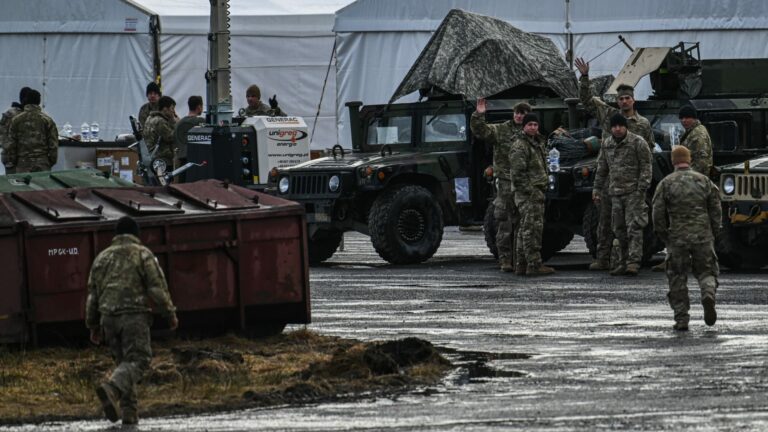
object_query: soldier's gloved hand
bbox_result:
[269,95,279,109]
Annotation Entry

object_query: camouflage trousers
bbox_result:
[595,194,613,264]
[611,191,648,267]
[494,179,519,262]
[102,313,153,417]
[514,189,545,267]
[15,157,52,173]
[666,241,719,324]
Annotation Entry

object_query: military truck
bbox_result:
[267,98,580,265]
[717,156,768,269]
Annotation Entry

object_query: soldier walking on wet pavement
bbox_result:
[652,146,720,331]
[593,113,652,276]
[0,86,31,174]
[509,113,555,276]
[86,216,178,425]
[6,89,58,173]
[575,57,656,272]
[471,98,531,272]
[678,105,713,176]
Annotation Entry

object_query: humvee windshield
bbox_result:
[366,115,412,147]
[422,113,466,143]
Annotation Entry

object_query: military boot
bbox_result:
[122,410,139,426]
[625,263,640,276]
[588,260,610,271]
[609,264,627,276]
[673,320,689,331]
[96,382,121,423]
[499,258,514,273]
[526,264,555,276]
[514,263,526,276]
[703,297,717,326]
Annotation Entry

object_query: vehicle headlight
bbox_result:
[328,175,340,192]
[278,177,290,194]
[722,176,735,195]
[548,174,556,191]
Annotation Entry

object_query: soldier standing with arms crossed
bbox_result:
[471,98,531,272]
[652,146,720,331]
[593,114,652,276]
[86,216,178,425]
[6,89,58,173]
[575,57,656,271]
[509,113,555,276]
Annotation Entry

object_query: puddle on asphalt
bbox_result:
[440,348,531,385]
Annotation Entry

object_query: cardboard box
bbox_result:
[95,148,140,184]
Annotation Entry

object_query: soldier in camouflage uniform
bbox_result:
[86,216,178,425]
[471,98,531,272]
[509,113,555,276]
[238,84,287,117]
[0,87,31,174]
[138,81,161,128]
[678,105,713,176]
[7,89,58,173]
[652,146,720,331]
[575,57,656,271]
[593,113,652,276]
[143,96,178,170]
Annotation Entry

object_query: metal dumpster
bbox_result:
[0,171,310,344]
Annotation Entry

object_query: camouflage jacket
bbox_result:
[239,101,286,117]
[7,105,58,172]
[509,132,548,195]
[679,120,713,176]
[144,111,177,165]
[652,167,721,246]
[579,75,655,149]
[173,115,204,160]
[0,103,23,165]
[594,131,652,197]
[470,112,521,180]
[138,101,159,129]
[86,234,176,328]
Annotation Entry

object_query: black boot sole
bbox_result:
[703,298,717,326]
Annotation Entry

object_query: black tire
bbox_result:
[369,185,444,264]
[582,202,599,258]
[308,230,343,265]
[715,223,768,270]
[483,200,499,259]
[541,224,575,262]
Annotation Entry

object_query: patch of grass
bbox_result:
[0,330,451,425]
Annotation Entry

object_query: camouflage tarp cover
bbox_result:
[389,9,578,103]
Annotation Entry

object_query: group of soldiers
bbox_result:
[0,87,59,174]
[138,81,287,172]
[476,56,719,332]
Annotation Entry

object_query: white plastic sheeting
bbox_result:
[334,0,768,148]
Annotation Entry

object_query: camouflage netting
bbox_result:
[389,9,578,103]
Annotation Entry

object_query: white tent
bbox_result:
[334,0,768,148]
[0,0,351,161]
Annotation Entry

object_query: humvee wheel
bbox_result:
[541,224,574,262]
[369,185,443,264]
[483,200,499,259]
[308,229,343,265]
[716,224,768,270]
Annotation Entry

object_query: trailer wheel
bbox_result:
[483,200,499,259]
[369,185,443,264]
[308,229,343,265]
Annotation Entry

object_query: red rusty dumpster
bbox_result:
[0,176,310,343]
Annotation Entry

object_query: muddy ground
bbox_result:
[0,330,449,425]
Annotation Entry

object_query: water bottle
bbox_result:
[668,125,678,146]
[62,122,72,137]
[80,122,90,142]
[90,122,99,142]
[548,146,560,173]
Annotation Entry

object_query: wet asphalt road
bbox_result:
[6,228,768,431]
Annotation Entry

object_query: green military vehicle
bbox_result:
[717,156,768,269]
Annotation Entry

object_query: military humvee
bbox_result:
[717,156,768,269]
[266,98,576,265]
